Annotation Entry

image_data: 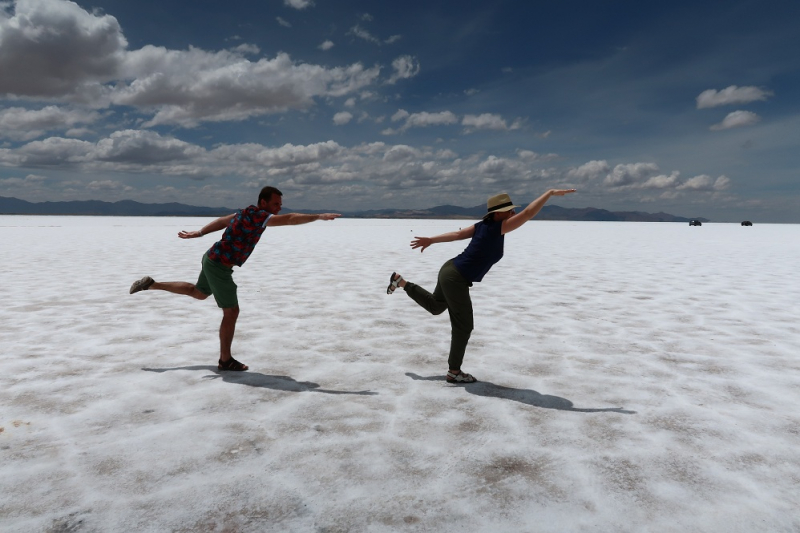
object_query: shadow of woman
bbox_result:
[405,373,634,414]
[143,366,377,395]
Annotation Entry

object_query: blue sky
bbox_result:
[1,0,798,221]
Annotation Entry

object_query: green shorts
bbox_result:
[195,253,238,308]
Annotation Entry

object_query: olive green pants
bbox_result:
[404,260,474,370]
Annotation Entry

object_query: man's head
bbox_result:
[258,186,283,214]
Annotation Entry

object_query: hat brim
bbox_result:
[488,204,519,213]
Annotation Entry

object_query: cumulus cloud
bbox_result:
[462,113,522,133]
[710,110,761,131]
[0,129,735,209]
[604,163,660,187]
[386,55,419,84]
[276,17,291,28]
[231,44,260,55]
[0,105,100,141]
[0,0,127,99]
[0,0,383,127]
[388,110,458,132]
[115,49,381,127]
[284,0,314,9]
[677,174,730,191]
[318,40,334,51]
[591,162,731,194]
[333,111,353,125]
[567,160,610,181]
[696,86,773,109]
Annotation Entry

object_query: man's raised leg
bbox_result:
[150,281,209,300]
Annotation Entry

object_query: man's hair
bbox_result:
[258,186,283,204]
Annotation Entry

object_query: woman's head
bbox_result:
[484,193,519,221]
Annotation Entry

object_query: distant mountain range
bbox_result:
[0,195,709,222]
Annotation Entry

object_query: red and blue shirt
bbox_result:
[207,206,272,267]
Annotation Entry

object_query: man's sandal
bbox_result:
[130,276,154,294]
[218,358,248,371]
[387,272,403,294]
[446,370,477,383]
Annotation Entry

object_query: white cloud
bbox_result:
[0,0,383,127]
[0,129,736,209]
[318,40,334,51]
[604,163,660,187]
[389,110,458,133]
[386,55,419,84]
[232,43,260,55]
[0,106,100,141]
[284,0,314,10]
[641,172,681,189]
[391,109,410,122]
[567,160,610,181]
[276,17,291,28]
[385,35,401,44]
[462,113,521,133]
[0,0,127,99]
[696,86,773,109]
[710,110,760,131]
[333,112,353,125]
[382,145,419,162]
[115,49,382,126]
[677,174,730,191]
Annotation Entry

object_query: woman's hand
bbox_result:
[178,230,202,239]
[411,236,433,253]
[550,188,577,196]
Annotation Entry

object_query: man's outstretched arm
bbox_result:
[178,213,236,239]
[267,213,341,226]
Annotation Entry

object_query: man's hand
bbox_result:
[551,188,577,196]
[178,230,202,239]
[317,213,342,221]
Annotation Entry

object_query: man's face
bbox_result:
[261,194,283,214]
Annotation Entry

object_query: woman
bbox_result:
[387,189,576,383]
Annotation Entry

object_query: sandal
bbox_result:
[130,276,155,294]
[446,370,477,383]
[218,357,248,371]
[387,272,403,294]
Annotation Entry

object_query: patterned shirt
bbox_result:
[206,206,272,267]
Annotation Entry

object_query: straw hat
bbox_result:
[486,192,519,213]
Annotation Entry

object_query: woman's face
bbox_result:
[494,209,515,221]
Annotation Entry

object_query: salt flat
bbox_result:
[1,216,799,532]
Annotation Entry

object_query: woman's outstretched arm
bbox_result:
[501,189,576,235]
[410,225,476,253]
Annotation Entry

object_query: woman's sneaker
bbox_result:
[446,370,477,383]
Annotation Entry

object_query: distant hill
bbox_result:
[0,196,708,222]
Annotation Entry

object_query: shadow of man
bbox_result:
[143,366,377,395]
[406,372,634,413]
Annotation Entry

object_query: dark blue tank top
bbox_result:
[452,219,504,283]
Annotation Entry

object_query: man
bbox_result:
[130,186,340,371]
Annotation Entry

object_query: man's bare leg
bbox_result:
[149,281,209,300]
[219,306,245,368]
